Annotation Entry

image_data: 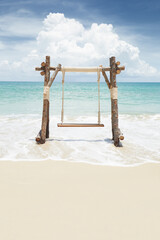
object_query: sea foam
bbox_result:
[0,114,159,166]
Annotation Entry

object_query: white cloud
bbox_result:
[0,13,159,81]
[35,13,157,76]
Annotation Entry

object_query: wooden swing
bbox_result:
[57,68,104,127]
[35,56,125,146]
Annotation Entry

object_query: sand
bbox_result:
[0,161,160,240]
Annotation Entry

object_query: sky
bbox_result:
[0,0,160,82]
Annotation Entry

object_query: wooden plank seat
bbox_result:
[57,123,104,127]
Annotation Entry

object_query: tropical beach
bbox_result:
[0,0,160,239]
[0,81,160,240]
[0,81,159,165]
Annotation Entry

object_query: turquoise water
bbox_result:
[0,81,159,164]
[0,82,160,116]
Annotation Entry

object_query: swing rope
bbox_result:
[61,69,65,123]
[97,68,101,124]
[60,67,102,126]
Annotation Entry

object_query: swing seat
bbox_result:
[57,123,104,127]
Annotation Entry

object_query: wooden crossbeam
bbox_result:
[35,66,125,72]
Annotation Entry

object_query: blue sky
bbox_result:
[0,0,160,81]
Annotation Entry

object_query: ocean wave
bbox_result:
[0,114,160,166]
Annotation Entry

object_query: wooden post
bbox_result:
[37,56,50,144]
[35,59,61,144]
[46,98,49,139]
[110,56,123,146]
[42,56,50,142]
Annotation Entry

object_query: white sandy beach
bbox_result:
[0,161,160,240]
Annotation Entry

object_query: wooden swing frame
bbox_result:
[57,66,103,128]
[35,56,125,146]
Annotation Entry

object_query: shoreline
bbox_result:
[0,114,160,165]
[0,161,160,240]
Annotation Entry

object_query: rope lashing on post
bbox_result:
[110,87,118,100]
[43,86,50,100]
[61,69,65,123]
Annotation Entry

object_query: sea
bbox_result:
[0,81,160,166]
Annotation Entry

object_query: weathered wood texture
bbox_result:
[41,62,46,67]
[40,71,45,76]
[43,56,50,142]
[35,130,41,142]
[110,56,120,146]
[36,56,50,144]
[46,99,49,139]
